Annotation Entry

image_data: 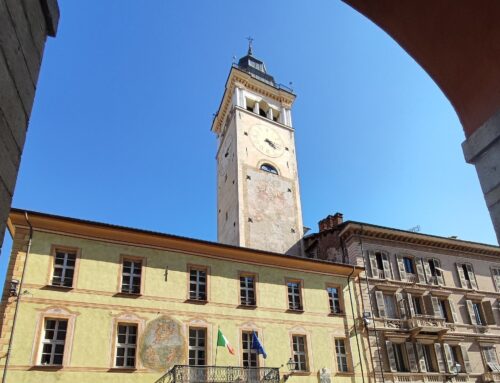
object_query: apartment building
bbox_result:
[304,213,500,383]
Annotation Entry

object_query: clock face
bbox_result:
[249,124,285,158]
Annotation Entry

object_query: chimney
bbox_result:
[318,213,343,232]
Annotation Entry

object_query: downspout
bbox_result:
[343,237,365,383]
[2,212,33,383]
[358,224,385,383]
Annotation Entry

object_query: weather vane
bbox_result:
[246,36,254,55]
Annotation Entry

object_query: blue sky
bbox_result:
[1,1,496,277]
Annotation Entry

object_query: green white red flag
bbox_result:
[217,328,235,355]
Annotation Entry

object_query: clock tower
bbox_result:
[211,47,304,256]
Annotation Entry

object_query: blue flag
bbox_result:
[251,331,267,359]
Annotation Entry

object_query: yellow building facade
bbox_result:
[0,209,367,383]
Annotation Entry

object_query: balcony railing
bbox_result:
[155,365,280,383]
[405,273,418,283]
[407,315,448,333]
[483,372,500,382]
[386,372,471,383]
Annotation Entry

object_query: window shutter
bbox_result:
[415,343,427,372]
[386,341,397,372]
[435,259,445,286]
[460,345,472,373]
[407,293,415,317]
[375,291,386,318]
[405,342,419,372]
[492,268,500,292]
[382,253,392,280]
[423,259,433,284]
[431,296,442,318]
[482,347,500,372]
[443,344,454,373]
[415,258,426,283]
[466,300,477,325]
[368,251,379,279]
[466,264,478,290]
[396,255,407,281]
[434,343,446,373]
[456,263,467,288]
[396,292,406,319]
[483,300,496,325]
[449,300,459,323]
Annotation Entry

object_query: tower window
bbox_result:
[259,108,267,118]
[260,163,278,175]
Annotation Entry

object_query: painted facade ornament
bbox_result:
[139,315,186,371]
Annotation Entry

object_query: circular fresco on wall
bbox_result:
[139,315,186,371]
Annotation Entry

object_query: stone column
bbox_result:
[462,110,500,243]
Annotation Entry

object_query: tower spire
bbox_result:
[246,36,254,55]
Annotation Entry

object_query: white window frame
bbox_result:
[287,281,302,311]
[242,331,259,367]
[52,250,76,287]
[115,323,138,368]
[292,335,308,371]
[121,259,142,294]
[327,286,341,314]
[188,327,207,366]
[189,268,207,301]
[335,339,349,372]
[39,318,68,366]
[240,275,256,306]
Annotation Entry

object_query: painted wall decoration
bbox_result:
[139,315,186,371]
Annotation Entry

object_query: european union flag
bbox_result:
[251,331,267,359]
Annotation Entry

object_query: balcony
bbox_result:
[483,372,500,382]
[386,373,471,383]
[407,315,448,334]
[405,273,418,284]
[155,366,281,383]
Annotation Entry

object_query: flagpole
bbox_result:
[215,326,219,366]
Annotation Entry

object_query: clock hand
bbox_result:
[264,138,276,149]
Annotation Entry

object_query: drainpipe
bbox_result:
[2,212,33,383]
[358,224,385,383]
[343,237,365,383]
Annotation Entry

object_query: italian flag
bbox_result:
[217,328,235,355]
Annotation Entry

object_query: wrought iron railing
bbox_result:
[155,365,280,383]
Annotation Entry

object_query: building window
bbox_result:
[189,267,207,301]
[422,344,436,372]
[115,323,137,368]
[189,328,206,366]
[52,250,76,287]
[287,281,303,311]
[384,294,397,318]
[260,163,278,175]
[403,257,415,274]
[292,335,308,371]
[335,339,349,372]
[426,259,444,285]
[450,346,465,373]
[472,302,485,325]
[240,275,256,306]
[491,267,500,292]
[393,343,409,372]
[242,331,258,367]
[482,346,500,372]
[40,318,67,365]
[439,299,451,322]
[456,263,478,289]
[121,259,142,294]
[412,296,423,315]
[327,286,341,314]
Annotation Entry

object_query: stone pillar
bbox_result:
[253,101,260,115]
[0,0,59,248]
[462,110,500,244]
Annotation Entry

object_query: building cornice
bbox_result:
[338,221,500,258]
[8,209,362,278]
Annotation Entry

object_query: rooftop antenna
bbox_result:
[246,36,254,55]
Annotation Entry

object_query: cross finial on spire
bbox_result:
[246,36,254,55]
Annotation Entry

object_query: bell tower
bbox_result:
[211,46,303,256]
